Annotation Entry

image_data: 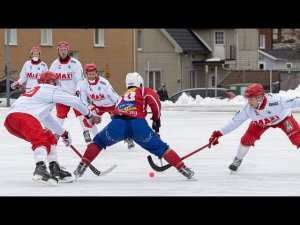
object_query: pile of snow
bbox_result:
[161,85,300,111]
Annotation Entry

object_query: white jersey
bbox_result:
[7,84,89,135]
[17,60,48,91]
[80,76,120,107]
[220,94,300,135]
[49,56,84,95]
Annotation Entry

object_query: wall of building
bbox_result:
[0,29,133,94]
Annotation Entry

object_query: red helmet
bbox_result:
[244,83,265,98]
[57,41,70,50]
[38,71,59,85]
[85,63,97,72]
[30,46,41,55]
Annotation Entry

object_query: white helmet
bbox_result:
[126,72,144,88]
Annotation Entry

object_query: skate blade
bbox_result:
[58,176,74,183]
[229,170,238,175]
[187,177,198,181]
[32,175,58,186]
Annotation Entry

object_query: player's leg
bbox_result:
[44,130,73,182]
[4,113,58,185]
[55,103,70,140]
[278,115,300,148]
[229,121,268,171]
[74,108,92,143]
[131,118,194,179]
[73,119,125,179]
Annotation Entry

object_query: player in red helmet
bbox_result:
[208,83,300,172]
[4,71,101,186]
[38,71,59,85]
[49,41,91,143]
[80,63,135,149]
[11,46,48,91]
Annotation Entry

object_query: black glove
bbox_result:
[151,118,161,133]
[75,91,80,97]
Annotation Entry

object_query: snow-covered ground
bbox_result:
[1,106,300,196]
[2,86,300,196]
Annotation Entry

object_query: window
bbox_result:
[69,51,79,59]
[190,70,196,88]
[138,30,142,50]
[41,29,52,45]
[259,35,265,49]
[286,63,292,70]
[259,62,265,70]
[5,29,17,45]
[214,31,224,45]
[147,71,161,90]
[94,29,104,47]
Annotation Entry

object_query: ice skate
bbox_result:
[73,162,88,181]
[83,130,92,143]
[32,161,58,186]
[179,166,194,179]
[49,161,73,183]
[125,139,135,150]
[229,157,243,172]
[54,133,60,141]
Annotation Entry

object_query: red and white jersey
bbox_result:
[7,84,90,135]
[49,56,84,95]
[113,87,161,120]
[220,94,300,135]
[80,76,120,107]
[17,60,48,91]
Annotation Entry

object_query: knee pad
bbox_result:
[241,131,259,146]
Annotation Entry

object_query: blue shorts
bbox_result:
[92,118,169,158]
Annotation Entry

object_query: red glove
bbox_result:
[208,130,223,148]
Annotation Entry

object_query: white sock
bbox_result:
[34,147,48,164]
[47,145,57,163]
[56,118,65,127]
[236,143,250,160]
[89,125,98,137]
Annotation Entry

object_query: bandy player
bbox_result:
[4,71,101,186]
[209,83,300,171]
[80,63,135,149]
[11,46,48,91]
[49,41,91,143]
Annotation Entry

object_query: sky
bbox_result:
[1,86,300,196]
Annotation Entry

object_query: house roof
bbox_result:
[164,29,211,54]
[220,70,280,86]
[259,49,300,60]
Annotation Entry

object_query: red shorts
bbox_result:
[56,103,82,118]
[241,115,300,147]
[4,113,57,152]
